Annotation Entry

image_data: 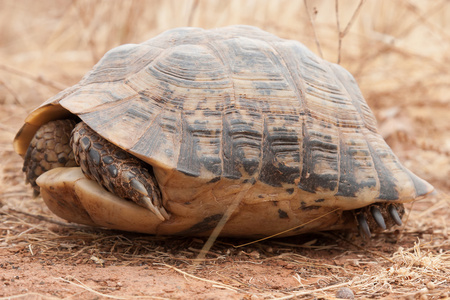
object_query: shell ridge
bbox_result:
[328,64,394,200]
[118,46,186,164]
[127,107,163,160]
[265,40,309,183]
[248,40,304,186]
[365,141,399,200]
[205,40,238,179]
[80,95,163,158]
[296,56,341,194]
[127,108,165,164]
[71,93,137,116]
[267,41,307,112]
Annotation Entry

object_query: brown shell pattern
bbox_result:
[18,25,431,203]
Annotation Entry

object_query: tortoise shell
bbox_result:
[14,25,433,237]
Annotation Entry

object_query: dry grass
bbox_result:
[0,0,449,299]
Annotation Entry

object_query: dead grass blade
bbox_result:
[234,208,340,248]
[163,263,241,292]
[303,0,323,58]
[186,0,199,26]
[0,79,24,106]
[195,180,254,262]
[0,63,66,91]
[335,0,365,64]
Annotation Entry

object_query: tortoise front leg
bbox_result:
[71,122,168,221]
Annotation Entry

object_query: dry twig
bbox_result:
[0,63,66,91]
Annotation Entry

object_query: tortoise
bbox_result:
[14,25,433,239]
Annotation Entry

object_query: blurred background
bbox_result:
[1,0,448,192]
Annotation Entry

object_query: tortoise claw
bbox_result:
[371,206,386,230]
[142,196,166,221]
[388,205,402,226]
[357,213,371,238]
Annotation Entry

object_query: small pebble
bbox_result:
[426,281,435,290]
[249,250,260,259]
[336,287,355,299]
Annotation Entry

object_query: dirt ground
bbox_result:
[0,1,449,299]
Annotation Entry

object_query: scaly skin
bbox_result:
[70,122,168,220]
[23,120,168,221]
[22,119,77,196]
[354,203,405,238]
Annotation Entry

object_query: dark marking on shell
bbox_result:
[336,139,376,197]
[278,209,289,219]
[222,114,243,179]
[300,201,321,211]
[259,118,300,187]
[293,224,306,232]
[366,143,399,200]
[314,198,325,203]
[176,114,200,177]
[177,112,221,177]
[225,114,261,178]
[298,120,338,193]
[207,176,221,183]
[177,214,223,235]
[202,156,222,176]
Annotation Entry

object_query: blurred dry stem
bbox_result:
[335,0,365,64]
[0,0,449,299]
[304,0,323,58]
[0,63,67,91]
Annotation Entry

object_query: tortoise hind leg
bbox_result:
[355,203,405,238]
[71,122,168,221]
[22,119,77,196]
